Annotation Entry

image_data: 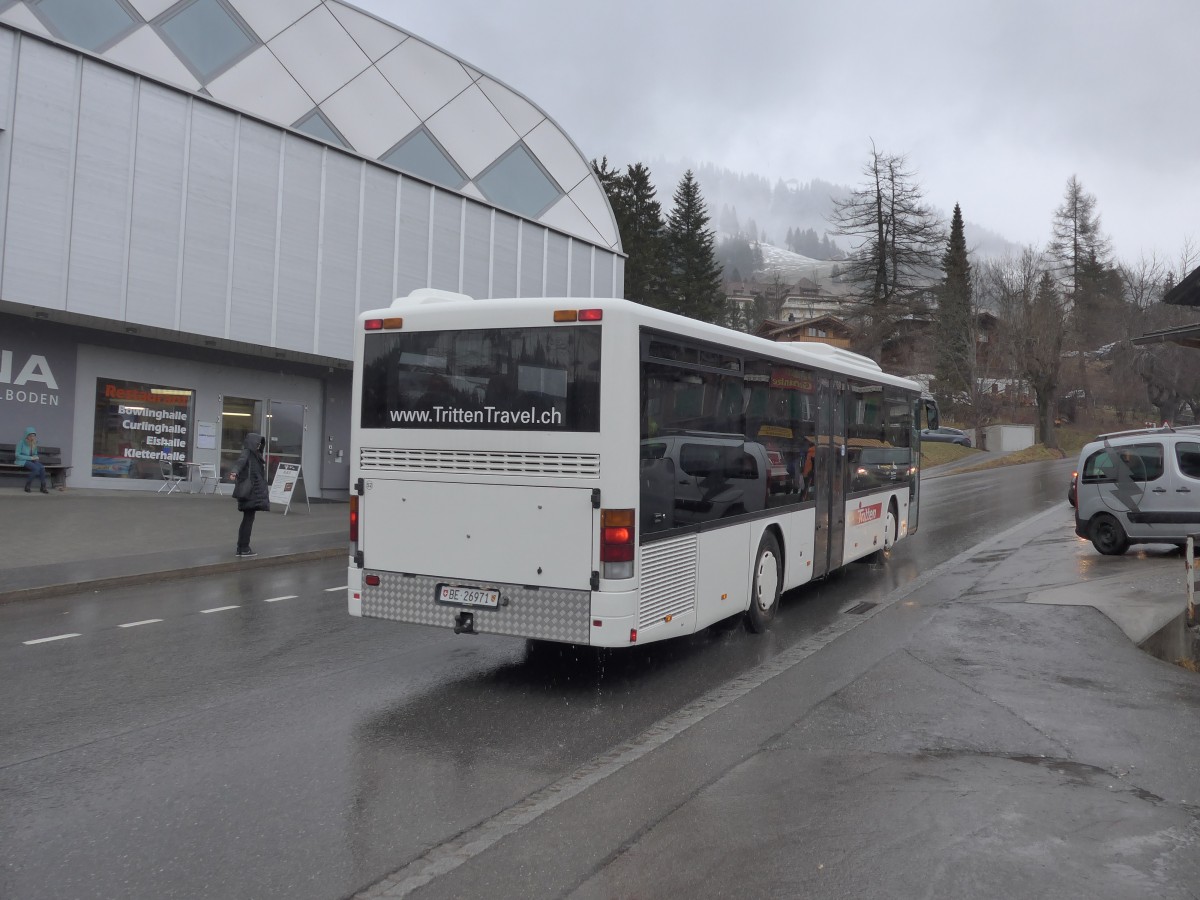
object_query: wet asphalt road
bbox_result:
[0,459,1072,900]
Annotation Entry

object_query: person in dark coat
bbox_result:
[231,432,271,558]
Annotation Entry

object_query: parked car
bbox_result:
[1067,469,1077,507]
[920,426,973,448]
[1073,427,1200,554]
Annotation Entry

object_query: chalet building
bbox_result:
[1133,265,1200,350]
[754,314,854,349]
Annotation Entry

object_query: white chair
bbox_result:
[197,463,219,494]
[157,460,185,494]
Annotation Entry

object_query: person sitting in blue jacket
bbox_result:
[15,426,48,494]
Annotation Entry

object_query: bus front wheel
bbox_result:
[746,532,782,633]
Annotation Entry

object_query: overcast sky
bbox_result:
[357,0,1198,266]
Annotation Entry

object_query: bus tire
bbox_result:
[746,531,782,633]
[863,502,898,565]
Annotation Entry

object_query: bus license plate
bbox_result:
[437,584,500,608]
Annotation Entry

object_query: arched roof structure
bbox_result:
[0,0,621,252]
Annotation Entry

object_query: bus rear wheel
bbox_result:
[746,532,781,633]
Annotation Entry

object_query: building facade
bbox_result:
[0,0,623,497]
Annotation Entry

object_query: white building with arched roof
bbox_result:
[0,0,624,497]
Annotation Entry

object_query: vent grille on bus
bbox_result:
[639,536,698,629]
[359,448,600,478]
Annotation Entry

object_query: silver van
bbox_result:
[1073,426,1200,554]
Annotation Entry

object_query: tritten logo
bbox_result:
[851,502,882,526]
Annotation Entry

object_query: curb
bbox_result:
[0,546,346,604]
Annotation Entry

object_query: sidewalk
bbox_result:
[0,485,347,601]
[392,506,1200,900]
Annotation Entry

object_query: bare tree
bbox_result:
[1119,253,1167,311]
[987,249,1068,449]
[829,143,944,361]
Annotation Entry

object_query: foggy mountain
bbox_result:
[647,157,1023,268]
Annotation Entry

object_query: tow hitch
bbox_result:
[453,611,477,635]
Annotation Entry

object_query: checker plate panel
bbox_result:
[361,570,592,644]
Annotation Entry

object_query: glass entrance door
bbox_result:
[220,396,263,483]
[264,400,304,482]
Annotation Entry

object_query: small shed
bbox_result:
[982,424,1035,453]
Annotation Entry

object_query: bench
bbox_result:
[0,443,72,488]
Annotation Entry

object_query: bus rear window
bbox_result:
[361,325,601,431]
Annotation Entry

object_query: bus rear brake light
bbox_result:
[350,496,359,542]
[578,309,603,321]
[364,319,384,330]
[365,575,380,586]
[600,509,635,563]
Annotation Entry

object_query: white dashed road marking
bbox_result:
[119,619,163,628]
[24,633,81,645]
[264,595,298,603]
[201,606,240,614]
[324,585,347,592]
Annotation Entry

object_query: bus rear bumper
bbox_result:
[360,569,593,644]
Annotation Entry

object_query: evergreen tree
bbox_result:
[715,234,760,284]
[934,203,974,402]
[593,159,668,309]
[664,170,726,324]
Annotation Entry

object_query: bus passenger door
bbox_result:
[812,378,847,578]
[827,380,847,571]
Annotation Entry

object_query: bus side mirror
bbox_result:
[925,400,940,431]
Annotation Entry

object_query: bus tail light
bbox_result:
[364,317,403,330]
[600,508,634,580]
[553,308,603,323]
[350,495,359,543]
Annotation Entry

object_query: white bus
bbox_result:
[348,290,938,648]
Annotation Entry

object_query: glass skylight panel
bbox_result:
[381,129,465,190]
[157,0,256,82]
[477,144,562,218]
[32,0,138,51]
[294,110,348,148]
